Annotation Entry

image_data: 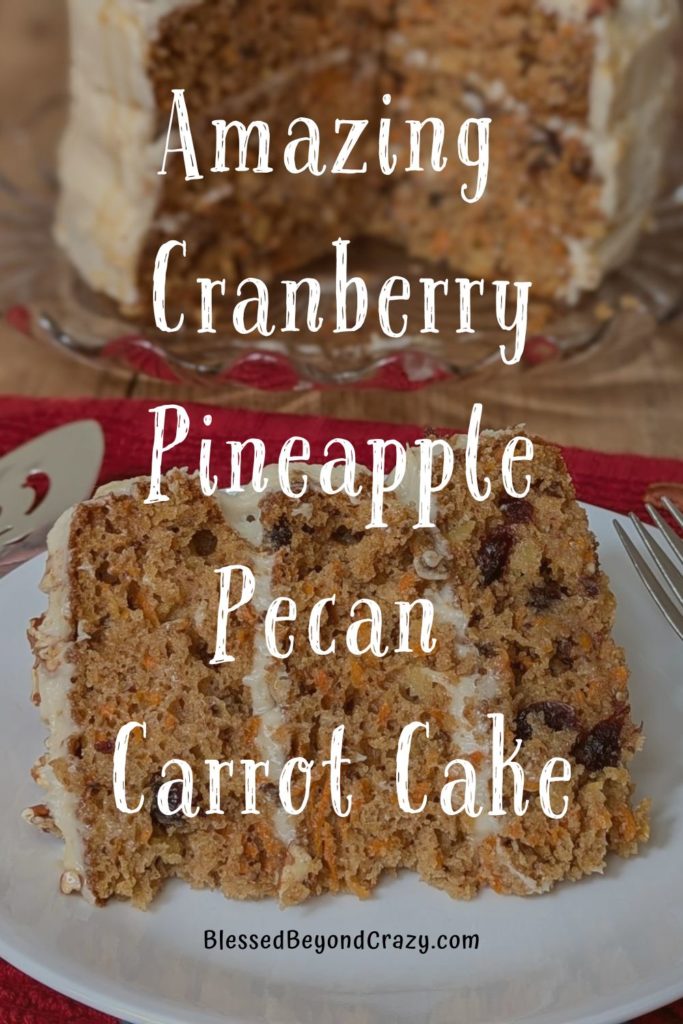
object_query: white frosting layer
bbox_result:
[422,567,504,836]
[56,0,196,306]
[216,481,300,856]
[244,551,298,849]
[30,506,94,901]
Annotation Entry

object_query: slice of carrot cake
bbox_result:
[25,432,648,907]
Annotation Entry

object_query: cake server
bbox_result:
[614,497,683,642]
[0,420,105,578]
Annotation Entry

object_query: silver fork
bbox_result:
[614,497,683,642]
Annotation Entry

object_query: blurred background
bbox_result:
[0,0,681,456]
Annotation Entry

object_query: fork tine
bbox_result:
[662,496,683,534]
[614,520,683,642]
[630,512,683,606]
[646,502,683,565]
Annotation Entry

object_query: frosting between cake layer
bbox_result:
[29,505,94,901]
[396,441,505,838]
[242,551,299,850]
[216,481,303,864]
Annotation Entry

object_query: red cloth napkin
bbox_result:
[1,395,681,1024]
[0,395,681,516]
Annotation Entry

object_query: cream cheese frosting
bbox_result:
[28,505,95,901]
[55,0,198,307]
[27,480,156,900]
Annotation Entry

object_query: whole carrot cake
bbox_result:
[55,0,678,316]
[25,432,648,907]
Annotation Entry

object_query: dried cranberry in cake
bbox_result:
[549,638,575,675]
[527,126,563,174]
[528,559,565,610]
[515,701,580,741]
[332,525,363,546]
[477,526,513,586]
[572,708,629,772]
[190,528,218,556]
[151,777,185,828]
[581,575,600,597]
[570,154,592,182]
[267,516,292,550]
[528,578,564,611]
[499,496,534,525]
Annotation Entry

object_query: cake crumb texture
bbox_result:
[28,437,649,908]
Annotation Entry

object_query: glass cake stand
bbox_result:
[1,93,682,392]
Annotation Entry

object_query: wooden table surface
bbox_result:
[1,0,682,458]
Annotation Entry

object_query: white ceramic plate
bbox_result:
[1,504,682,1024]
